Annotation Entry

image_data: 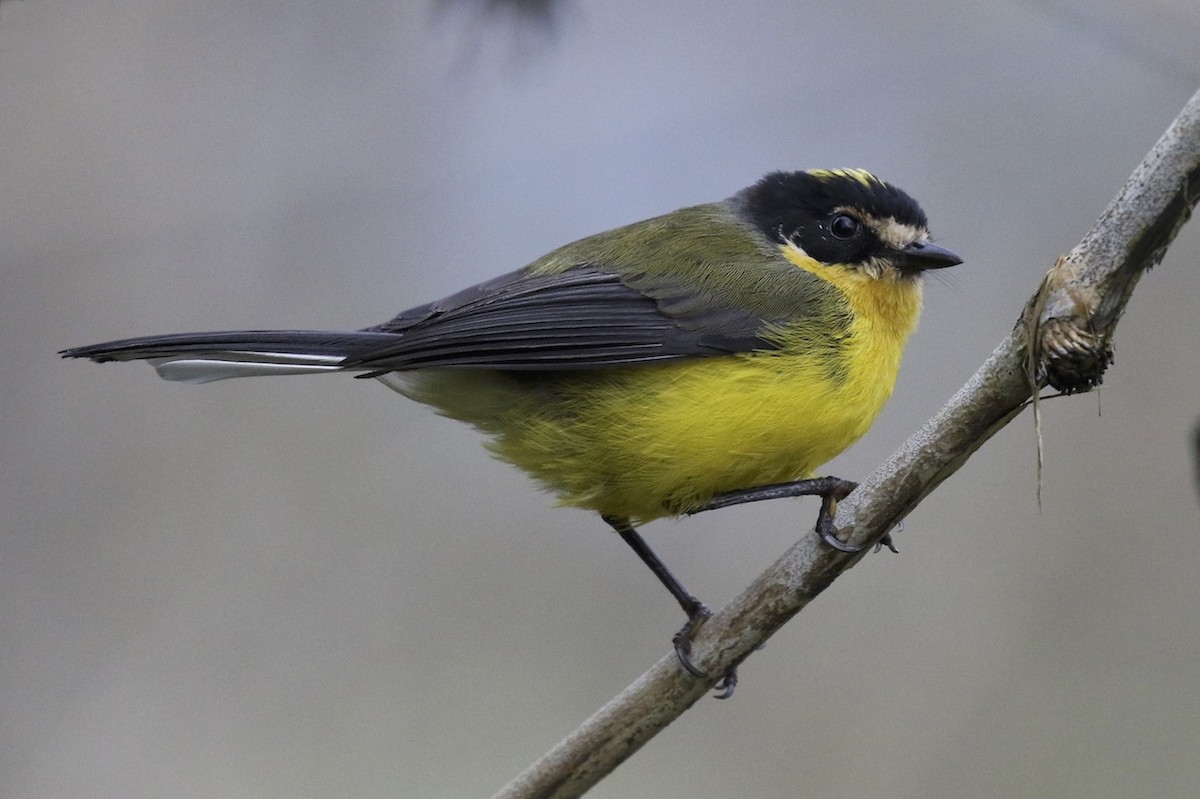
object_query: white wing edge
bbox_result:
[149,353,346,384]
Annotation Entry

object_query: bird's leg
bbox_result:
[603,516,710,673]
[604,516,738,696]
[693,476,892,553]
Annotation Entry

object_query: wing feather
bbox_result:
[65,201,842,377]
[347,264,775,372]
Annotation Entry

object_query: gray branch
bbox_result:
[492,87,1200,799]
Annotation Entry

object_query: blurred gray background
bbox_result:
[4,1,1200,797]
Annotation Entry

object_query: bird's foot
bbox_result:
[671,603,711,678]
[814,481,898,553]
[693,475,891,553]
[671,604,742,699]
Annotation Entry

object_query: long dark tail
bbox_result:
[60,330,405,384]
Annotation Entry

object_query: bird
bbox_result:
[62,168,960,695]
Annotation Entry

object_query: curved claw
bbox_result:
[816,499,864,551]
[677,635,740,699]
[815,484,872,553]
[819,523,864,552]
[673,639,709,679]
[712,667,738,699]
[672,607,712,678]
[674,610,746,698]
[818,521,899,553]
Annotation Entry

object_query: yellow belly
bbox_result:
[389,256,923,523]
[524,356,896,522]
[391,314,911,524]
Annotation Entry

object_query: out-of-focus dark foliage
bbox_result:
[438,0,564,29]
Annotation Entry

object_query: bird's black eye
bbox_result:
[829,213,862,240]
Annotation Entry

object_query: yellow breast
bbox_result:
[398,250,924,524]
[595,270,919,519]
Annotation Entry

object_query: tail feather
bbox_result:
[60,330,404,384]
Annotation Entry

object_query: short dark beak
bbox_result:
[901,240,962,271]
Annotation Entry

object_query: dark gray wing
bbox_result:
[346,263,778,372]
[59,264,786,376]
[63,200,839,377]
[61,330,401,363]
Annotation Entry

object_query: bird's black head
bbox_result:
[742,169,960,275]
